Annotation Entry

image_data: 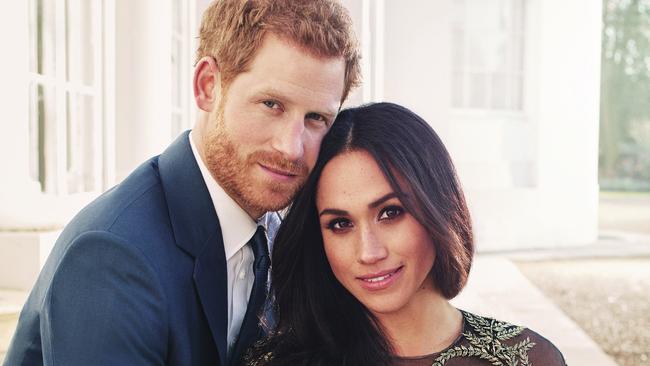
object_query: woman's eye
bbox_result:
[379,206,403,220]
[327,218,353,231]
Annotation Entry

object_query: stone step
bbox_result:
[0,289,28,364]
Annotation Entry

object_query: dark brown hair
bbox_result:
[246,102,474,365]
[197,0,361,102]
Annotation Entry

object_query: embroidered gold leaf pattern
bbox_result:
[432,311,536,366]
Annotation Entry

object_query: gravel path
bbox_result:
[516,258,650,366]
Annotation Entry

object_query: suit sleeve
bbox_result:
[40,231,168,366]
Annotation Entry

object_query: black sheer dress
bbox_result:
[392,311,566,366]
[245,310,567,366]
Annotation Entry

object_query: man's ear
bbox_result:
[194,56,221,112]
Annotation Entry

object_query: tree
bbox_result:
[600,0,650,190]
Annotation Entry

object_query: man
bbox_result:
[5,1,360,365]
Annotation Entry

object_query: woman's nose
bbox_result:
[358,226,388,265]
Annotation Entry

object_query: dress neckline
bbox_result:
[391,311,466,361]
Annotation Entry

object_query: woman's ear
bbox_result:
[193,56,221,112]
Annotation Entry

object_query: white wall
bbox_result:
[381,0,453,140]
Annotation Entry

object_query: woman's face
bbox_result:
[316,150,436,317]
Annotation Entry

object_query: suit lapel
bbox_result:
[158,131,228,366]
[193,232,229,366]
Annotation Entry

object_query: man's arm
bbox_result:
[41,231,168,365]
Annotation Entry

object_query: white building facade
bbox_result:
[0,0,602,290]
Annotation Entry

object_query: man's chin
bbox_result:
[259,193,293,212]
[253,185,298,211]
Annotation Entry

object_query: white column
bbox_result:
[0,1,32,193]
[115,0,173,182]
[0,1,46,227]
[534,0,601,244]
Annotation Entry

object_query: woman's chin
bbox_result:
[357,295,406,317]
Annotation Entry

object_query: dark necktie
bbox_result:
[230,226,270,365]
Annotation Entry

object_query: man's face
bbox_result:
[203,34,346,218]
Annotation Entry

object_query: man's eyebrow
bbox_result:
[256,89,339,119]
[368,192,399,209]
[257,90,289,102]
[319,208,348,217]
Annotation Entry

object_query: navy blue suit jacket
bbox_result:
[5,132,235,365]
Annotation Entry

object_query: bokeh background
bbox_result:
[0,0,648,365]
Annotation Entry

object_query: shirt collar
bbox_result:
[189,131,259,260]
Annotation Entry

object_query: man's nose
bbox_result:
[358,226,389,265]
[271,116,304,161]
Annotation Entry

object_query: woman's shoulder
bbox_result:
[432,310,567,366]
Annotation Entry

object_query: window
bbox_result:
[451,0,525,111]
[28,0,104,194]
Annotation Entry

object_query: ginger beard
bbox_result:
[203,106,309,217]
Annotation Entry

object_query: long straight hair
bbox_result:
[245,102,474,366]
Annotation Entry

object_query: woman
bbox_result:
[246,103,566,366]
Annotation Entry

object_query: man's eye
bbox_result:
[379,206,403,220]
[306,112,328,124]
[263,100,280,109]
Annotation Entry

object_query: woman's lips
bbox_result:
[357,266,404,291]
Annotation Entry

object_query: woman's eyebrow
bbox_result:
[319,192,398,217]
[368,192,398,209]
[319,208,348,217]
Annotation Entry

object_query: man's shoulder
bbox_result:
[49,157,177,269]
[69,157,166,235]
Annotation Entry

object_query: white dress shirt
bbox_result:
[188,132,269,354]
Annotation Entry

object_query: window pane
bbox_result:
[31,84,58,193]
[30,0,56,76]
[510,74,523,110]
[172,38,182,108]
[28,83,42,187]
[452,72,465,108]
[66,93,96,193]
[469,73,488,109]
[466,0,497,30]
[468,28,508,73]
[452,29,464,73]
[491,73,508,109]
[66,0,95,85]
[173,0,183,33]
